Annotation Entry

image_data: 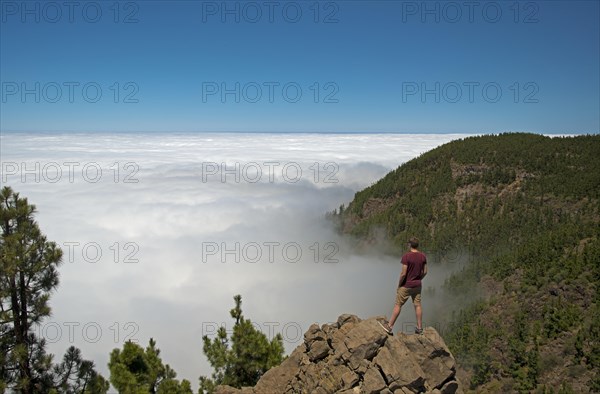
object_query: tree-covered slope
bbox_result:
[332,133,600,392]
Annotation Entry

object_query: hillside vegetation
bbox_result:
[330,133,600,392]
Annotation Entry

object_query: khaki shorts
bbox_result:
[395,286,422,306]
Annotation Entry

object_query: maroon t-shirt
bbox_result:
[400,251,427,288]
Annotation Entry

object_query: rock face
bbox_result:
[215,315,462,394]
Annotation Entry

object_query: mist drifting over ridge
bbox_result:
[0,131,470,389]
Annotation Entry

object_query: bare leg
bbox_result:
[388,304,401,328]
[414,304,422,329]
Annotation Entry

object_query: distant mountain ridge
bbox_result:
[330,133,600,392]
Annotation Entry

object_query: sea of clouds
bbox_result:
[0,132,470,389]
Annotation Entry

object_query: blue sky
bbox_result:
[1,0,599,133]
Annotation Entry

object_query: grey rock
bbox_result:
[342,318,388,369]
[215,315,462,394]
[304,323,327,346]
[307,339,330,361]
[341,368,360,389]
[361,366,387,394]
[439,380,460,394]
[253,346,304,393]
[337,314,362,327]
[374,339,425,392]
[403,328,456,390]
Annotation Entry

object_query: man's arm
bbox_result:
[398,264,407,288]
[421,262,427,279]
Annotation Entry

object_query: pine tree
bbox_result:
[199,295,285,393]
[52,346,109,393]
[108,338,192,393]
[0,186,108,393]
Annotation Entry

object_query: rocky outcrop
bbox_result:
[215,315,462,394]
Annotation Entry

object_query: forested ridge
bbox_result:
[330,133,600,392]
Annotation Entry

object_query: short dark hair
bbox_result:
[408,237,419,249]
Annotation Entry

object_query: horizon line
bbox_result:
[1,130,596,135]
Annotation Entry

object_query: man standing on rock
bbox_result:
[380,236,427,335]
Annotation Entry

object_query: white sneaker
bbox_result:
[378,320,393,335]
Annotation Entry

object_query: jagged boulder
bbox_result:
[215,315,462,394]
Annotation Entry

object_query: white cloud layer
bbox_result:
[0,132,470,390]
